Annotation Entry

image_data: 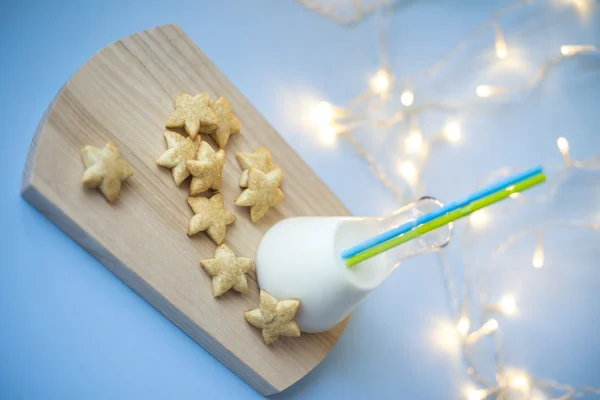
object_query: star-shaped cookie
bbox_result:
[200,244,254,297]
[236,147,283,188]
[209,97,241,148]
[187,193,235,244]
[156,131,201,185]
[244,290,301,345]
[166,93,218,139]
[81,140,134,203]
[235,169,284,223]
[186,142,226,196]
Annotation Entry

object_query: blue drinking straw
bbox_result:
[341,165,543,260]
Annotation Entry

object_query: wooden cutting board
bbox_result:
[22,24,350,396]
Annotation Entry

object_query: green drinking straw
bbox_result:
[345,172,546,267]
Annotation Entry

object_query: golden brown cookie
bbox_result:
[187,193,235,244]
[236,147,283,188]
[200,244,254,297]
[209,97,241,148]
[235,169,284,223]
[156,131,201,185]
[166,93,218,139]
[186,142,226,196]
[81,141,134,203]
[244,290,301,345]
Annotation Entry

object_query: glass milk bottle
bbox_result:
[256,197,452,333]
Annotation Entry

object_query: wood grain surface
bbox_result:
[22,24,351,396]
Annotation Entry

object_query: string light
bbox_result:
[485,294,517,315]
[494,23,508,59]
[457,316,471,335]
[399,160,418,184]
[557,137,573,167]
[467,388,488,400]
[476,85,492,98]
[557,137,569,152]
[476,85,507,98]
[319,125,338,145]
[301,8,599,212]
[311,101,335,126]
[431,320,462,356]
[483,319,498,331]
[443,122,461,143]
[561,44,598,56]
[400,90,414,107]
[508,372,530,392]
[532,234,545,268]
[370,70,391,94]
[457,216,600,398]
[470,210,490,228]
[496,44,508,59]
[466,319,498,345]
[406,130,424,153]
[499,295,517,315]
[454,163,600,398]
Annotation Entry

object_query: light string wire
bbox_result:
[454,175,600,399]
[443,146,600,400]
[300,0,599,204]
[295,0,600,398]
[441,145,600,400]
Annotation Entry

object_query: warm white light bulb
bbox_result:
[476,85,508,98]
[483,319,498,332]
[468,389,487,400]
[476,85,492,98]
[370,70,390,93]
[457,317,470,335]
[500,295,516,315]
[509,373,529,390]
[465,318,498,345]
[311,101,335,126]
[444,122,461,143]
[496,48,507,59]
[496,42,508,59]
[532,252,544,268]
[532,235,544,268]
[470,210,490,228]
[561,44,598,56]
[401,90,414,107]
[399,161,418,184]
[493,22,508,60]
[556,137,573,167]
[557,137,569,153]
[405,130,423,153]
[319,125,337,145]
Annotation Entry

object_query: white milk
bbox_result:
[256,217,391,333]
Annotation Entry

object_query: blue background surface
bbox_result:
[1,1,599,398]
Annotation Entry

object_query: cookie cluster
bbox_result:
[160,93,297,344]
[157,93,285,239]
[80,92,299,344]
